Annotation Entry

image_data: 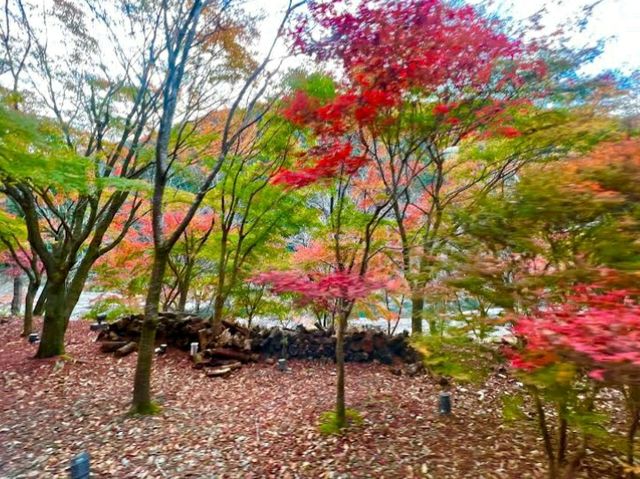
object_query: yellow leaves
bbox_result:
[413,341,431,359]
[356,301,394,322]
[198,13,258,74]
[164,186,196,206]
[554,362,577,386]
[0,208,27,240]
[615,457,640,474]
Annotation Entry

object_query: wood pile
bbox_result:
[97,312,419,377]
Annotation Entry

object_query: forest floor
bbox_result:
[0,317,625,479]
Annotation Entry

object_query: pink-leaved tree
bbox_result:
[254,269,385,429]
[510,287,640,478]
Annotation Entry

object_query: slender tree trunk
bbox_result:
[177,263,193,312]
[131,252,168,414]
[558,413,568,467]
[533,390,558,479]
[212,292,225,324]
[211,229,228,325]
[410,292,423,335]
[36,279,68,358]
[429,318,439,335]
[21,279,38,337]
[33,280,48,316]
[63,277,88,320]
[177,285,188,312]
[335,309,347,427]
[628,411,639,479]
[414,196,443,336]
[11,275,23,315]
[627,386,640,478]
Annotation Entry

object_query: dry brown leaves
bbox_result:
[0,318,623,478]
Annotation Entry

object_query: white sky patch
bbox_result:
[247,0,640,74]
[1,0,635,111]
[499,0,640,74]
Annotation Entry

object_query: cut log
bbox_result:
[216,329,233,348]
[206,366,232,378]
[226,360,242,371]
[114,341,138,357]
[100,341,128,353]
[95,329,110,341]
[99,312,420,365]
[205,347,253,363]
[361,332,374,353]
[198,328,214,351]
[221,319,250,337]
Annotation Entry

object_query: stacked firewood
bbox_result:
[97,312,419,377]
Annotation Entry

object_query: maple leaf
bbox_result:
[510,286,640,383]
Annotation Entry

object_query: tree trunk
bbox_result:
[628,410,639,479]
[207,348,252,363]
[533,390,558,479]
[557,402,568,468]
[36,279,68,358]
[21,279,38,337]
[335,309,347,428]
[210,224,230,326]
[212,292,225,325]
[627,385,640,478]
[177,284,189,312]
[177,262,194,312]
[131,252,168,414]
[11,275,23,315]
[411,293,423,335]
[35,252,99,357]
[33,280,48,316]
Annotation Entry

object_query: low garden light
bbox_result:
[439,392,451,415]
[278,358,288,372]
[70,451,90,479]
[190,342,199,356]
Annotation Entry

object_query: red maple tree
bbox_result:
[511,286,640,383]
[510,286,640,475]
[273,0,546,188]
[253,270,384,307]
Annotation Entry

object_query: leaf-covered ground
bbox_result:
[0,318,623,478]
